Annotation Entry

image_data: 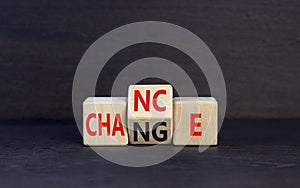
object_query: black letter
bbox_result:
[133,122,150,142]
[152,122,167,142]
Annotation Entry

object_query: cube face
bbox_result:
[173,97,218,146]
[83,97,128,146]
[127,85,173,144]
[127,119,172,144]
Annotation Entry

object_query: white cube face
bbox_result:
[127,85,173,119]
[83,97,128,146]
[127,85,173,144]
[173,97,218,146]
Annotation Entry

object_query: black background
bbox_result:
[1,0,299,120]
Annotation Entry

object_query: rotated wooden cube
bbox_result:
[127,85,173,144]
[173,97,218,146]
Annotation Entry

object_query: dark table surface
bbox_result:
[0,119,299,188]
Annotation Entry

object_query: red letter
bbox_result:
[134,90,150,111]
[153,89,167,112]
[98,113,110,136]
[86,113,96,136]
[112,114,125,136]
[190,113,202,136]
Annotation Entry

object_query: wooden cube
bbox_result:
[127,85,173,144]
[83,97,128,146]
[173,97,218,146]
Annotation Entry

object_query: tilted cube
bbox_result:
[127,85,173,144]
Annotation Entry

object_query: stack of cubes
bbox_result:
[83,85,218,146]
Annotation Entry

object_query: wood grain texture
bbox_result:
[83,97,128,146]
[173,97,218,145]
[0,0,299,119]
